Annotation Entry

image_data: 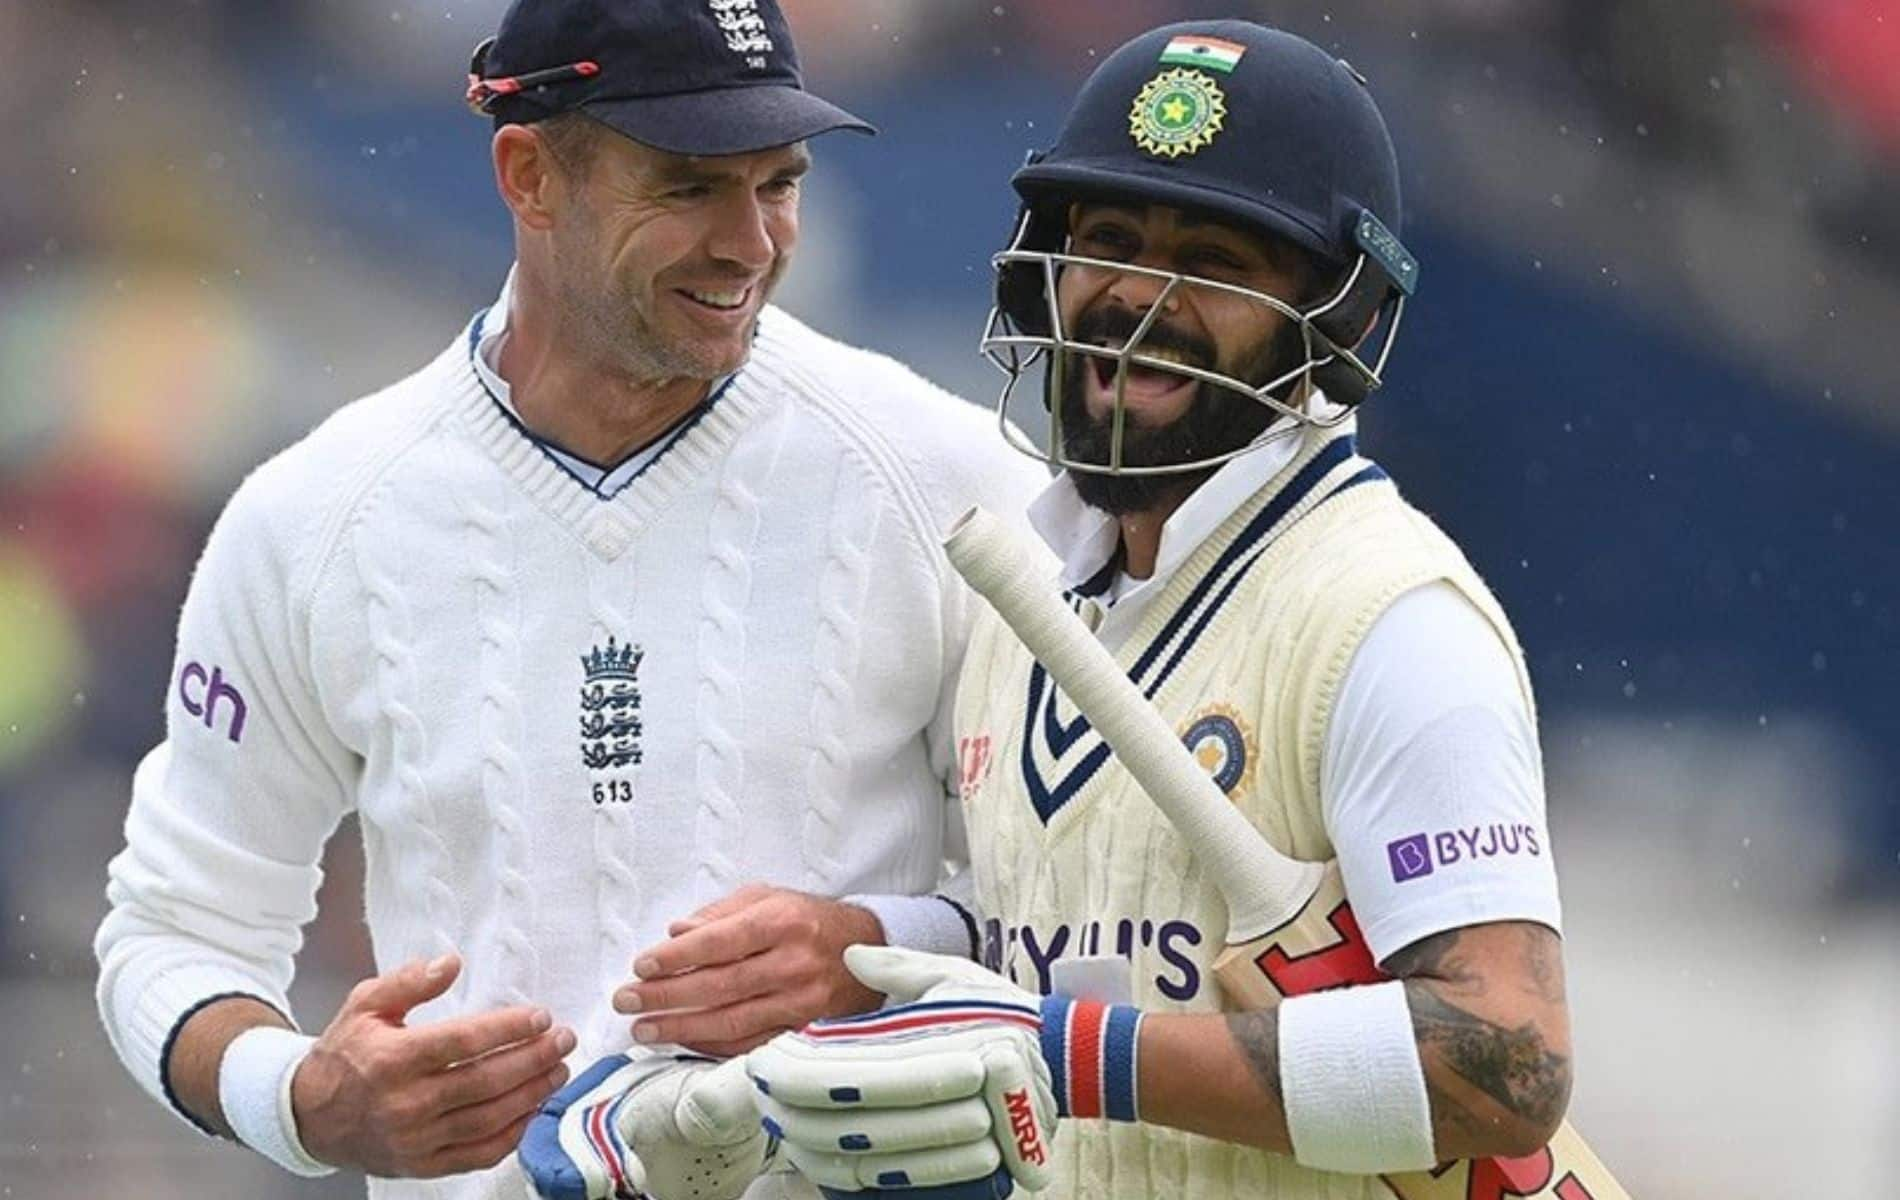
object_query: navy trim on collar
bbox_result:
[465,306,737,501]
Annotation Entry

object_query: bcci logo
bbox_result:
[1129,67,1227,159]
[580,637,644,773]
[1180,704,1254,797]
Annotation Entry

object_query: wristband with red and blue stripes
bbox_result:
[1037,995,1143,1122]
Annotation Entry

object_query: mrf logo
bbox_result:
[177,661,247,743]
[1004,1087,1046,1166]
[1388,824,1543,883]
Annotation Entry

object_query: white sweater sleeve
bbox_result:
[93,467,358,1132]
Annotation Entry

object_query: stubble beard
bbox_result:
[550,202,780,385]
[1057,308,1297,517]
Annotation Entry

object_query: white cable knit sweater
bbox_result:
[93,301,1047,1199]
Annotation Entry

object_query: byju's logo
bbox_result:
[177,661,247,744]
[1387,824,1543,883]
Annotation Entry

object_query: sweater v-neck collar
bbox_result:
[447,308,770,544]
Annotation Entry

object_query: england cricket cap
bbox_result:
[468,0,873,156]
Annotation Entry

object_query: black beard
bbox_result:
[1056,307,1290,517]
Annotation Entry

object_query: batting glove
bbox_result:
[518,1053,777,1200]
[746,946,1078,1197]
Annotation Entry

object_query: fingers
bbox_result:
[435,1058,571,1148]
[618,958,771,1020]
[410,1005,561,1070]
[632,991,800,1051]
[346,954,461,1018]
[979,1043,1053,1190]
[421,1109,537,1178]
[666,883,777,938]
[632,907,780,982]
[674,1026,793,1060]
[434,1025,577,1111]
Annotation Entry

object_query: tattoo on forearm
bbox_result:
[1386,927,1571,1139]
[1225,1010,1282,1107]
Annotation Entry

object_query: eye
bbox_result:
[1076,224,1137,258]
[667,184,713,202]
[762,175,802,199]
[1187,246,1246,273]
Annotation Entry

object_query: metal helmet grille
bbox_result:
[978,211,1406,477]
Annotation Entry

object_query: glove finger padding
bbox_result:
[757,1091,993,1155]
[784,1136,1004,1190]
[979,1043,1055,1192]
[749,1041,987,1109]
[621,1063,772,1200]
[675,1058,765,1148]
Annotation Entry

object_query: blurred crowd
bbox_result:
[1,2,1895,1195]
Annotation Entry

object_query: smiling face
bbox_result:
[1051,201,1317,511]
[542,125,810,383]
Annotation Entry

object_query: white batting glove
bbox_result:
[518,1053,776,1200]
[745,946,1059,1196]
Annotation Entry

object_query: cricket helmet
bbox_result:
[982,20,1418,476]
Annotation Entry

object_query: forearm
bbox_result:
[167,996,296,1138]
[1134,928,1569,1168]
[1135,1009,1295,1153]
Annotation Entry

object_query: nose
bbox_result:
[1103,262,1181,316]
[705,192,779,274]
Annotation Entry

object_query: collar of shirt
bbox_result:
[1026,403,1357,649]
[472,268,734,496]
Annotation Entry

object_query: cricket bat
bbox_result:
[943,506,1629,1200]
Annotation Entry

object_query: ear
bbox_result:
[493,125,562,232]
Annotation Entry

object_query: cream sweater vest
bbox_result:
[956,429,1532,1200]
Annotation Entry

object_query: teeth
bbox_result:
[688,288,747,309]
[1131,346,1195,368]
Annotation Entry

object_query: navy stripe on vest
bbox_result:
[1019,437,1376,824]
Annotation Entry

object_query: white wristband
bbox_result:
[218,1027,335,1178]
[1278,980,1436,1174]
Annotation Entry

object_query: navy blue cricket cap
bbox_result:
[1013,20,1403,270]
[468,0,873,156]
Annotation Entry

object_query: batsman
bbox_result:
[748,21,1590,1200]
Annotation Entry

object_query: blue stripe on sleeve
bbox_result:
[1038,994,1072,1118]
[1102,1005,1142,1122]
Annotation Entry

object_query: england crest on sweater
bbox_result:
[580,636,644,775]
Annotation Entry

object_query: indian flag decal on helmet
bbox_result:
[1159,34,1247,75]
[1129,68,1228,159]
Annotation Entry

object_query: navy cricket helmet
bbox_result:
[981,21,1419,476]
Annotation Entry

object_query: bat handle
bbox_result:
[822,1166,1013,1200]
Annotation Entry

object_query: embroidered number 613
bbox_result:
[592,779,633,805]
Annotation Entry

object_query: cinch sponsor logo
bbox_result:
[177,661,247,744]
[981,916,1207,1001]
[1387,824,1542,883]
[1004,1087,1045,1165]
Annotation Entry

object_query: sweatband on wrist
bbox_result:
[845,892,977,960]
[1278,980,1436,1174]
[1037,995,1143,1122]
[218,1027,335,1178]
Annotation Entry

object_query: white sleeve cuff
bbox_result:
[845,893,977,959]
[1280,980,1436,1174]
[219,1026,335,1178]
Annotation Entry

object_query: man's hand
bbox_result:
[616,885,885,1056]
[744,946,1056,1196]
[293,954,577,1178]
[518,1053,773,1200]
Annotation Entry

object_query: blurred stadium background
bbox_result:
[2,0,1896,1194]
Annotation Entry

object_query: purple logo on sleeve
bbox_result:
[1388,824,1544,883]
[178,661,247,743]
[1387,834,1434,882]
